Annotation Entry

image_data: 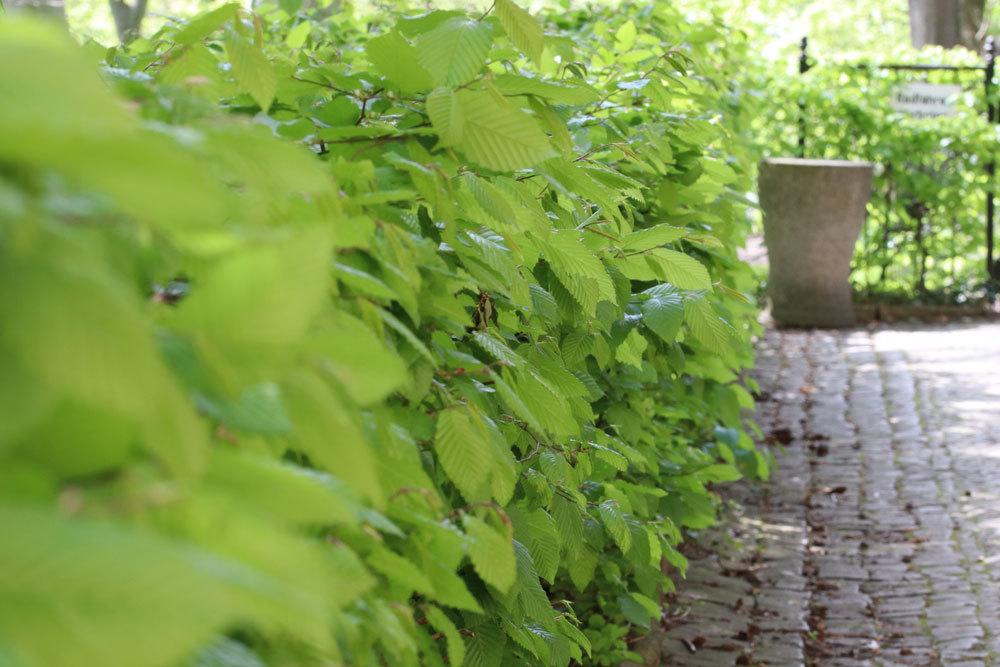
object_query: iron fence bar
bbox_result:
[985,36,997,278]
[798,37,810,158]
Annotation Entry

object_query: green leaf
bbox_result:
[408,524,483,613]
[172,3,240,44]
[551,494,584,555]
[598,500,631,553]
[424,605,466,667]
[530,97,574,154]
[618,592,659,626]
[333,263,397,301]
[493,370,545,436]
[541,230,616,316]
[427,88,555,171]
[463,619,506,667]
[366,30,433,94]
[561,330,595,365]
[378,308,437,365]
[618,248,711,290]
[434,406,495,502]
[203,381,292,436]
[614,329,647,369]
[224,29,277,112]
[370,598,419,664]
[160,44,226,99]
[306,311,407,406]
[621,224,688,252]
[486,426,518,506]
[509,368,579,437]
[696,463,742,483]
[539,449,572,485]
[684,296,734,351]
[590,444,629,472]
[615,20,637,50]
[566,546,598,591]
[285,21,311,48]
[206,448,355,526]
[640,284,684,343]
[494,73,599,105]
[417,17,491,87]
[174,229,332,347]
[370,417,439,506]
[281,370,382,505]
[508,505,561,584]
[472,331,526,367]
[650,249,712,290]
[554,616,591,658]
[511,539,551,618]
[0,506,325,667]
[463,515,516,592]
[367,547,436,595]
[495,0,545,63]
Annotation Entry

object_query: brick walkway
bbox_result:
[653,324,1000,666]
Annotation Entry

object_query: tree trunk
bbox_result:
[2,0,66,24]
[908,0,987,50]
[109,0,149,43]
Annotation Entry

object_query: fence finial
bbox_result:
[799,36,810,75]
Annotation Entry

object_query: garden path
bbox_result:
[652,323,1000,666]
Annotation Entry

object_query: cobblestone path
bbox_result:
[654,324,1000,666]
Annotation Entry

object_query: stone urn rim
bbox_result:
[762,157,874,170]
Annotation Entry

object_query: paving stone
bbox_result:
[874,595,925,617]
[663,647,740,666]
[660,325,1000,667]
[751,633,805,666]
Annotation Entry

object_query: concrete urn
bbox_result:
[759,158,874,328]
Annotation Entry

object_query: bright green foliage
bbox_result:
[418,18,492,87]
[496,0,545,63]
[224,28,278,112]
[0,1,762,665]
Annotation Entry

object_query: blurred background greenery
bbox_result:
[56,0,968,71]
[64,0,201,44]
[12,0,994,301]
[50,0,917,55]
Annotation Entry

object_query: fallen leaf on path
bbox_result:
[767,427,793,445]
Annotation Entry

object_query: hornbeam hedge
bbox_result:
[0,2,764,665]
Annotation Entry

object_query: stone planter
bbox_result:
[759,158,874,328]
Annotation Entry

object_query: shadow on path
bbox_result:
[643,323,1000,666]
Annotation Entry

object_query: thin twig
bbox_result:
[478,1,496,21]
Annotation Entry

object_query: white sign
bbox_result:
[890,82,961,118]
